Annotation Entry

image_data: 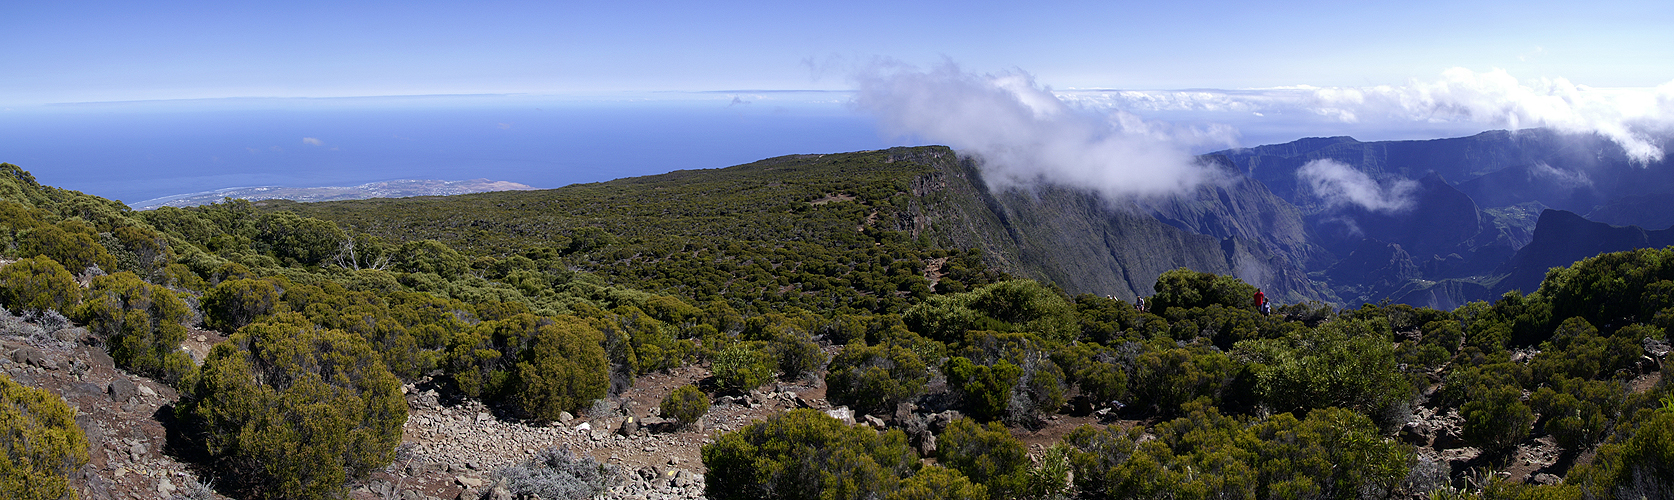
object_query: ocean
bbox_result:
[0,93,892,205]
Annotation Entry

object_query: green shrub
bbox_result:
[392,239,469,279]
[1461,384,1535,452]
[710,343,776,393]
[945,357,1021,422]
[0,372,89,500]
[770,329,826,382]
[826,342,930,416]
[947,332,1070,425]
[937,418,1029,499]
[0,256,79,315]
[1569,404,1674,499]
[660,384,709,429]
[513,316,611,421]
[179,317,406,499]
[202,277,283,332]
[1149,268,1260,316]
[1130,342,1238,415]
[18,224,116,273]
[445,313,609,420]
[1062,404,1410,499]
[1530,386,1608,452]
[902,280,1076,344]
[888,465,988,500]
[702,408,917,500]
[1074,358,1128,405]
[74,272,195,386]
[1235,317,1415,426]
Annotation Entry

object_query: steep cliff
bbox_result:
[901,152,1328,303]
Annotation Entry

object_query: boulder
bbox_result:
[108,378,137,403]
[927,410,962,433]
[11,347,47,369]
[917,432,937,456]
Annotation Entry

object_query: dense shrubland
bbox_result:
[4,150,1674,499]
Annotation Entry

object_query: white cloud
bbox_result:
[1296,159,1417,212]
[1529,161,1592,188]
[851,62,1231,198]
[1058,68,1674,164]
[302,137,323,146]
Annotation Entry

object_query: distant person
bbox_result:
[1254,289,1269,315]
[1136,297,1146,313]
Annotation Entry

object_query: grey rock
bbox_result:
[486,479,514,500]
[558,411,575,423]
[619,417,640,436]
[917,432,937,457]
[137,383,158,398]
[55,326,87,343]
[928,410,962,433]
[1400,421,1433,446]
[108,378,137,403]
[11,347,47,369]
[1644,337,1671,358]
[863,414,887,428]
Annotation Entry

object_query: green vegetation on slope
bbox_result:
[6,149,1674,499]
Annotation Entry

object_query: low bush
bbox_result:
[178,317,406,499]
[0,256,79,315]
[826,342,930,416]
[495,446,620,500]
[710,343,776,393]
[74,271,195,385]
[661,384,709,429]
[888,465,988,500]
[201,277,283,332]
[944,356,1021,422]
[702,408,917,500]
[0,372,89,500]
[1461,384,1535,452]
[937,418,1029,499]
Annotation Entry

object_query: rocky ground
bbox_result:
[0,313,224,500]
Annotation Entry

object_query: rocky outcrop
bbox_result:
[1494,209,1674,295]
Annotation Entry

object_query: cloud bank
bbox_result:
[1060,68,1674,164]
[1296,159,1417,212]
[852,62,1233,198]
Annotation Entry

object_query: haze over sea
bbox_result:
[0,93,882,205]
[3,90,1500,206]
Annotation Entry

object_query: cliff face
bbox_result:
[901,152,1328,303]
[1494,210,1674,295]
[900,127,1674,309]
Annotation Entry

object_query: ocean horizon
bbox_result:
[1,92,1493,205]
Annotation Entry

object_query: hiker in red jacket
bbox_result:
[1254,289,1269,315]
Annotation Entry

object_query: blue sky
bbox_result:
[5,0,1669,102]
[3,1,1673,203]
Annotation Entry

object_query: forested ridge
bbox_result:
[1,148,1674,500]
